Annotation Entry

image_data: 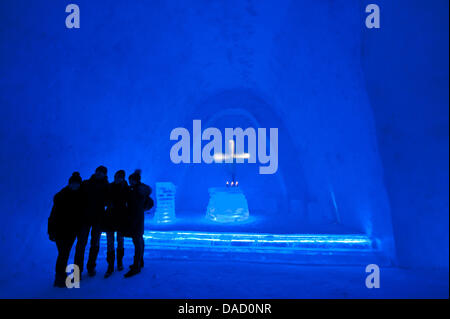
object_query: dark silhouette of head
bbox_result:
[95,165,107,179]
[68,172,82,190]
[129,169,141,186]
[114,170,126,183]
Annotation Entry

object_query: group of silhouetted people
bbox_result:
[48,166,153,287]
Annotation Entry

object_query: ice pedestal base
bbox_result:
[206,187,249,223]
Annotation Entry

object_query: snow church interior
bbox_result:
[0,0,448,298]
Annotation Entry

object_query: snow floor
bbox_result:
[0,254,447,299]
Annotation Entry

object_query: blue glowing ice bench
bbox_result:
[101,231,389,265]
[205,187,249,223]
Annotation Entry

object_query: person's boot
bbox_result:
[53,273,66,288]
[116,248,124,271]
[125,252,142,278]
[124,265,141,278]
[104,250,115,278]
[86,245,99,277]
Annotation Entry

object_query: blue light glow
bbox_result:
[102,231,373,252]
[100,230,382,265]
[0,0,447,298]
[206,187,250,223]
[154,182,176,224]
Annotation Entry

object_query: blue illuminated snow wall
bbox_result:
[0,0,447,279]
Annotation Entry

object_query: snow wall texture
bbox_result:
[0,0,447,281]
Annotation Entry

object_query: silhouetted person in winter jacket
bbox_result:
[48,172,83,288]
[123,169,153,278]
[104,170,129,278]
[74,165,109,277]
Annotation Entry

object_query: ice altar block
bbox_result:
[206,187,250,223]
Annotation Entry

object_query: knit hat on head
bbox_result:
[69,172,82,184]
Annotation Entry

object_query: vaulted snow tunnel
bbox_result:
[1,0,447,280]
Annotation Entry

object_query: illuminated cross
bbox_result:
[213,139,250,186]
